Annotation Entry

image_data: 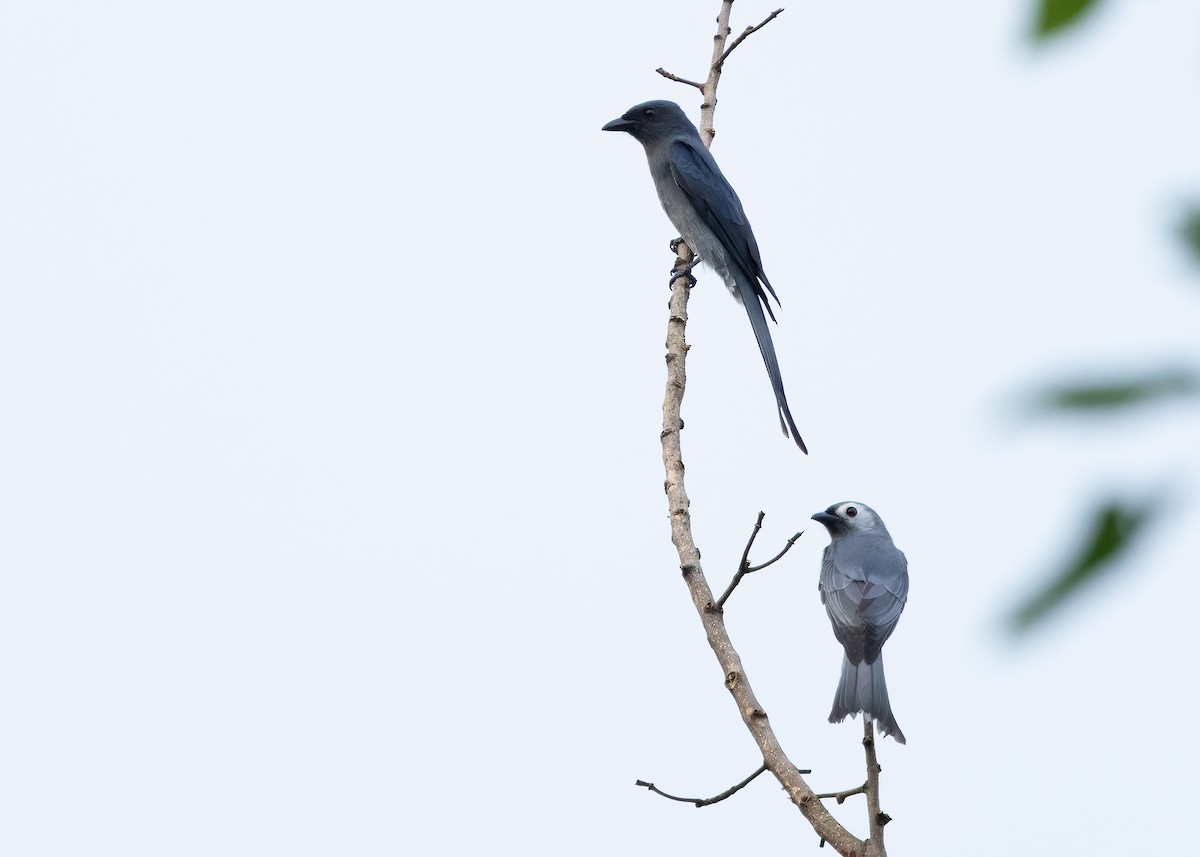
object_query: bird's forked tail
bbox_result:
[830,653,905,744]
[738,281,806,452]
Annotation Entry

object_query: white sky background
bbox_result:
[2,1,1199,854]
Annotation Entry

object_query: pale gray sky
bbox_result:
[2,2,1199,854]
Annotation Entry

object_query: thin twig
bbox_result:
[714,512,764,608]
[718,8,786,66]
[748,531,803,573]
[714,513,803,609]
[635,763,773,807]
[740,511,766,569]
[655,67,705,90]
[816,783,867,805]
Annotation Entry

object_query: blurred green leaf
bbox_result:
[1027,368,1200,414]
[1032,0,1103,40]
[1181,208,1200,267]
[1011,498,1156,632]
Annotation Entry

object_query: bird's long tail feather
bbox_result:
[738,279,806,452]
[830,653,906,744]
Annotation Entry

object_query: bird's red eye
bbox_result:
[845,506,858,517]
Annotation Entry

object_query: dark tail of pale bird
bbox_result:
[830,653,906,744]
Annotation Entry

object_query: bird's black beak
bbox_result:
[811,511,837,527]
[602,117,636,133]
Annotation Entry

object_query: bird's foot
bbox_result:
[669,270,697,290]
[669,255,700,289]
[669,237,685,253]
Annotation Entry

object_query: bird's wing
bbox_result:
[666,139,780,309]
[666,136,804,451]
[820,549,867,662]
[822,538,908,664]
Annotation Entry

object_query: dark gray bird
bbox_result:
[602,100,806,452]
[811,501,909,744]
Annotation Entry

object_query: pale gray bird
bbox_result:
[811,501,909,744]
[602,100,806,452]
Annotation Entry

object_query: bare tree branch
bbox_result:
[748,530,803,574]
[715,512,803,609]
[657,113,868,857]
[814,726,890,849]
[654,3,786,144]
[648,5,891,856]
[635,763,776,807]
[718,7,786,66]
[816,783,868,805]
[696,0,735,144]
[738,511,768,570]
[655,67,705,90]
[863,719,891,847]
[659,260,871,857]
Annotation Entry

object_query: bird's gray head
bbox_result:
[811,501,890,538]
[602,100,696,145]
